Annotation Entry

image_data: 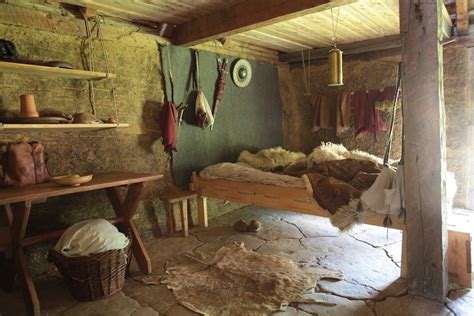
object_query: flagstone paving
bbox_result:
[0,206,472,315]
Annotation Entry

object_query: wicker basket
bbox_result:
[49,243,131,301]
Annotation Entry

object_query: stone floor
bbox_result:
[1,206,473,315]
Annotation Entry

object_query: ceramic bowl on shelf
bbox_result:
[51,174,93,187]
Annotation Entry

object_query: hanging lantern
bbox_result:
[328,6,343,86]
[328,46,343,86]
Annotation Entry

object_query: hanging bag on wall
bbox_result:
[194,50,214,128]
[1,142,50,187]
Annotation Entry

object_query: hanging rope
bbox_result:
[330,6,341,47]
[301,49,312,97]
[96,15,120,124]
[80,11,97,116]
[383,62,402,166]
[79,13,120,123]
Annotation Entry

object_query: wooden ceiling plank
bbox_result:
[310,10,369,43]
[172,0,359,46]
[232,33,295,52]
[245,30,312,51]
[288,17,346,46]
[456,0,468,34]
[285,19,335,45]
[250,28,316,49]
[349,2,398,36]
[62,0,189,23]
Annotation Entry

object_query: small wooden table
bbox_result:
[0,173,163,316]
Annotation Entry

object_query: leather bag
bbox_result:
[1,142,50,187]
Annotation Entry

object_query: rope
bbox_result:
[81,11,97,116]
[301,49,312,96]
[383,62,402,166]
[166,45,175,104]
[96,15,119,124]
[330,6,341,46]
[194,50,201,91]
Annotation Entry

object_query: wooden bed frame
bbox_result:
[190,171,408,277]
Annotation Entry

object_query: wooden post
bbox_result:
[400,0,448,301]
[180,200,189,237]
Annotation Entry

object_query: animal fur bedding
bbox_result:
[200,143,388,230]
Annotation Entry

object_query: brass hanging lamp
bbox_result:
[328,7,343,86]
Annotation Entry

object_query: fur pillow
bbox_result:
[308,142,383,167]
[238,147,306,171]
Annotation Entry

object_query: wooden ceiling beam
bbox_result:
[172,0,358,47]
[278,34,401,63]
[456,0,469,34]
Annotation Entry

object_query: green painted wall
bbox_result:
[164,45,284,188]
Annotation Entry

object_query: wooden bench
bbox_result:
[162,191,197,237]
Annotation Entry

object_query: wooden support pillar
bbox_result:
[400,0,448,302]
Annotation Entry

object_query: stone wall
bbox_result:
[0,5,281,276]
[279,53,402,159]
[444,45,472,209]
[279,47,473,209]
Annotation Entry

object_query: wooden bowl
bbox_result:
[52,174,93,187]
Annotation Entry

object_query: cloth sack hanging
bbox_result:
[360,165,403,215]
[194,50,214,128]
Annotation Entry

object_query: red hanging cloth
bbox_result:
[159,101,178,152]
[353,90,387,141]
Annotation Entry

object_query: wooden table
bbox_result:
[0,173,163,316]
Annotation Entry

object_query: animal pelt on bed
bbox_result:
[238,147,306,172]
[308,142,383,166]
[288,159,383,231]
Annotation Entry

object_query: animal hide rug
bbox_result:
[161,243,343,315]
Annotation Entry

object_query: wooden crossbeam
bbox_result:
[279,34,401,63]
[172,0,358,47]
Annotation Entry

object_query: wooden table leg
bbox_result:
[197,196,208,227]
[180,200,188,237]
[11,201,40,316]
[164,200,175,236]
[4,204,13,226]
[106,184,152,275]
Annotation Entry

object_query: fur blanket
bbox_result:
[287,159,383,230]
[238,147,306,172]
[236,143,390,231]
[308,142,383,166]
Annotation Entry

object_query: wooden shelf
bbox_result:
[0,61,116,80]
[0,123,129,132]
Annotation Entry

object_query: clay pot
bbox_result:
[20,95,39,118]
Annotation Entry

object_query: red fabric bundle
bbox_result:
[159,101,178,152]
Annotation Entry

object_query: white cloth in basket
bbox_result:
[54,219,129,257]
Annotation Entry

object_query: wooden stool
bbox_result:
[162,191,197,237]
